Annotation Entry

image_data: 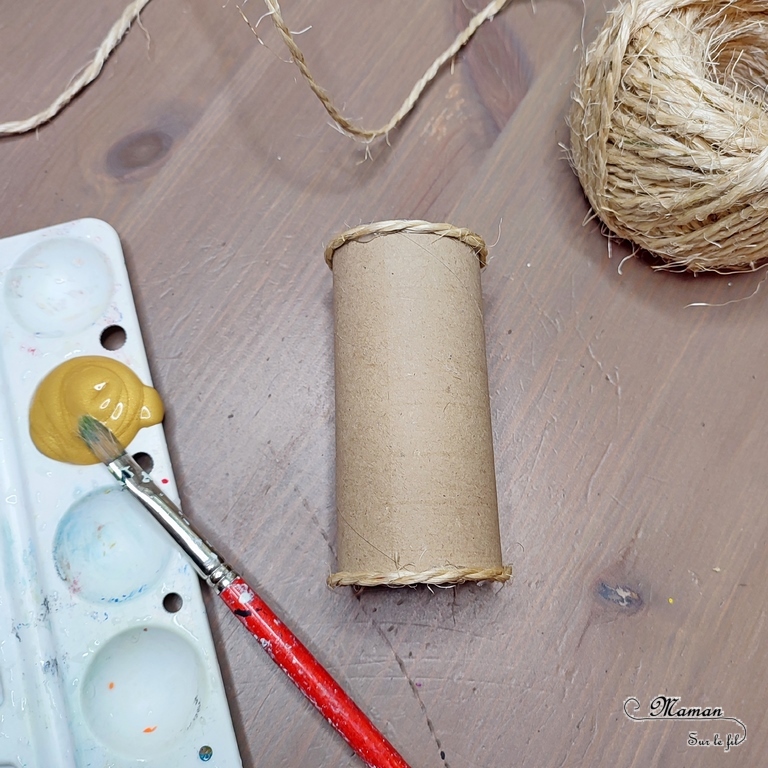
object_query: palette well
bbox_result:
[0,219,242,767]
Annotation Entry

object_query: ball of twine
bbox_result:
[570,0,768,272]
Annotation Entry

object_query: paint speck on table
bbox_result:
[199,745,213,761]
[143,726,158,733]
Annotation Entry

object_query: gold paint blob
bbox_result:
[29,356,163,465]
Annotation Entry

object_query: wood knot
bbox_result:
[596,581,643,613]
[106,129,173,178]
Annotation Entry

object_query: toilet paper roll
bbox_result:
[325,221,511,587]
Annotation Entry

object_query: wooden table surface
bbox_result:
[2,1,766,766]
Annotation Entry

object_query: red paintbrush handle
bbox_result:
[219,577,411,768]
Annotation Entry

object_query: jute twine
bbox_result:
[328,565,512,588]
[570,0,768,272]
[0,0,511,141]
[0,0,153,136]
[324,219,489,268]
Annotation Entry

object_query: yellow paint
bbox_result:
[29,356,163,465]
[668,597,674,604]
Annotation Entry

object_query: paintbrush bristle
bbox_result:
[78,415,126,464]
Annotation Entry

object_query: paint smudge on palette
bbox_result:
[4,237,114,337]
[81,626,205,758]
[53,487,171,603]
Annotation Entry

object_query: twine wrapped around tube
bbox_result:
[324,219,489,268]
[570,0,768,272]
[326,220,511,588]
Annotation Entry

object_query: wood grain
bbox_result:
[1,1,766,766]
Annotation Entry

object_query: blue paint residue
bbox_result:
[51,487,171,605]
[104,583,147,603]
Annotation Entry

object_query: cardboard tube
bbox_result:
[326,221,511,587]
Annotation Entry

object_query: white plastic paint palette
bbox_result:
[0,220,242,767]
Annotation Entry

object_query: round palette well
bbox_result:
[80,626,205,758]
[4,236,114,337]
[53,486,172,604]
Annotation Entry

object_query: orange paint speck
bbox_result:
[108,682,115,690]
[143,726,157,733]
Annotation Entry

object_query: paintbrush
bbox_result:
[77,415,411,768]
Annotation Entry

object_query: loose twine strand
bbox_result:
[324,219,489,268]
[0,0,511,140]
[0,0,153,136]
[257,0,511,142]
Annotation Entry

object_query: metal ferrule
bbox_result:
[107,452,237,593]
